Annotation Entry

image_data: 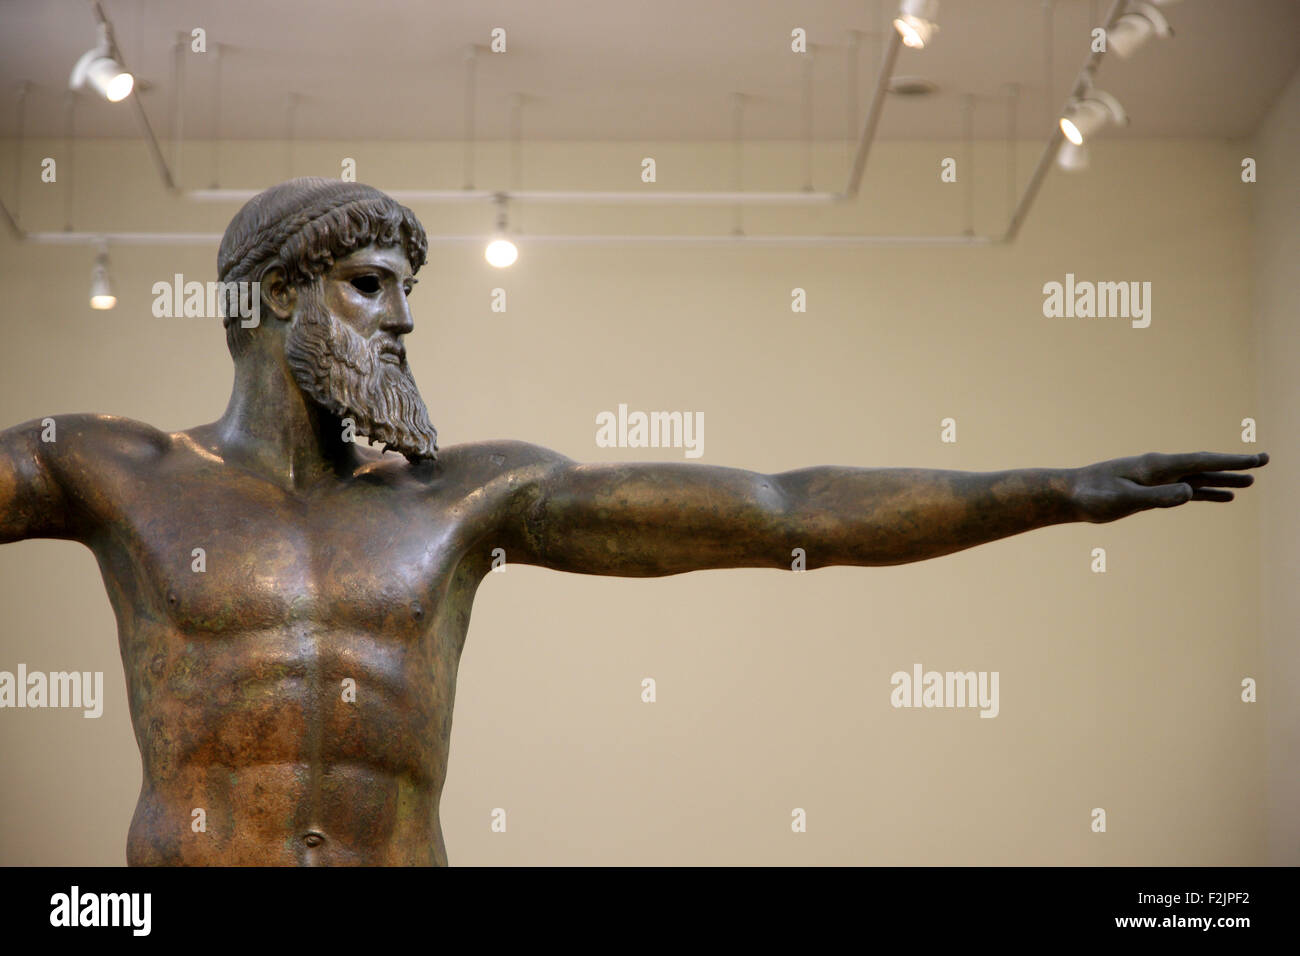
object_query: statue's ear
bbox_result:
[260,265,297,321]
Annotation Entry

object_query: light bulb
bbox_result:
[893,17,929,48]
[70,40,134,103]
[1059,91,1126,146]
[893,0,939,50]
[87,56,133,101]
[485,237,518,268]
[89,250,116,309]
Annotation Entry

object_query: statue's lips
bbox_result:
[378,345,405,365]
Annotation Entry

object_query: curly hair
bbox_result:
[216,178,428,356]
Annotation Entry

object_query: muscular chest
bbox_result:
[101,475,471,635]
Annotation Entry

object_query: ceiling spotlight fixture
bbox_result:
[89,244,116,310]
[893,0,940,50]
[1106,2,1174,59]
[485,237,518,269]
[69,24,133,102]
[1059,89,1127,145]
[1055,140,1090,172]
[485,193,518,268]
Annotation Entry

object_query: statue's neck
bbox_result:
[214,349,357,487]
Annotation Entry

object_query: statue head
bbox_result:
[217,177,438,461]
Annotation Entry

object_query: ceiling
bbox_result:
[0,0,1297,142]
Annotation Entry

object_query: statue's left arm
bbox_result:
[500,448,1267,576]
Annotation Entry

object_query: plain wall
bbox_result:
[0,127,1286,864]
[1251,66,1300,867]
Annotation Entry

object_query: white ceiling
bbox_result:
[1,0,1297,142]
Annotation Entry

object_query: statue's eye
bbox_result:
[350,274,381,294]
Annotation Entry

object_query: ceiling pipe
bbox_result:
[188,188,845,205]
[838,25,903,200]
[16,228,994,247]
[24,230,216,245]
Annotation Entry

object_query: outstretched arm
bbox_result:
[0,418,78,544]
[505,449,1268,576]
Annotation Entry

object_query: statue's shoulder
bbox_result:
[349,440,569,493]
[434,439,571,479]
[39,413,171,464]
[399,440,570,498]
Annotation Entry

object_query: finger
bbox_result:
[1138,481,1193,509]
[1191,488,1234,503]
[1183,472,1255,489]
[1157,452,1268,476]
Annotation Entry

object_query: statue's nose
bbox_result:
[382,294,414,336]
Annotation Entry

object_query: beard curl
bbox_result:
[283,281,438,462]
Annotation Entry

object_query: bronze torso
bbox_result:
[65,416,550,865]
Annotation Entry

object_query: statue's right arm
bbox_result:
[0,416,90,544]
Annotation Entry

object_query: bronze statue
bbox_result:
[0,179,1267,865]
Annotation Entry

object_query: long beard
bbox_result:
[284,285,438,462]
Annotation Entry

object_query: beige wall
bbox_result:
[0,129,1284,864]
[1251,66,1300,867]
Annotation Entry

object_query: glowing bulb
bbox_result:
[893,16,931,49]
[1059,116,1085,146]
[89,249,116,309]
[89,57,134,101]
[892,0,939,50]
[1059,92,1126,146]
[104,69,134,102]
[485,237,518,268]
[71,42,134,103]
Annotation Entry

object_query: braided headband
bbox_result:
[217,178,427,292]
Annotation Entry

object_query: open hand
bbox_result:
[1070,451,1269,524]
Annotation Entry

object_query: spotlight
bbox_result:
[485,238,518,268]
[69,26,133,102]
[89,246,116,310]
[893,0,940,50]
[1059,89,1126,145]
[485,193,518,268]
[1106,2,1173,59]
[1055,140,1090,172]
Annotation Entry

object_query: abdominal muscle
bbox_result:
[121,624,455,867]
[126,761,445,865]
